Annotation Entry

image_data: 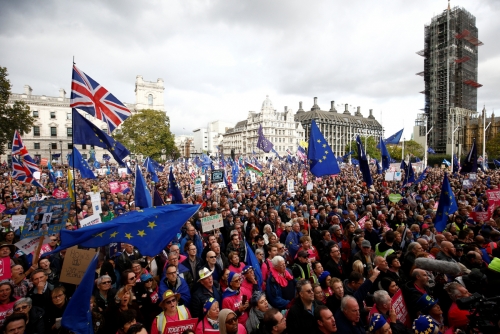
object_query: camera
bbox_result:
[456,293,500,334]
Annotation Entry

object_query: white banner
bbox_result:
[90,193,102,214]
[15,235,50,255]
[80,214,102,228]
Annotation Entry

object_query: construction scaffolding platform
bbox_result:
[463,80,483,88]
[454,56,471,64]
[455,29,484,46]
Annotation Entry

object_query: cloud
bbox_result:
[1,0,499,141]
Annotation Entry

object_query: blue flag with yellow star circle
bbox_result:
[307,120,340,177]
[47,204,200,256]
[435,173,458,232]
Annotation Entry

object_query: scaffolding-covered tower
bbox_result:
[417,4,482,154]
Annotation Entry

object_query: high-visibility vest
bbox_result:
[156,305,189,334]
[375,243,395,258]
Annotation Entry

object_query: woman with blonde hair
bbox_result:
[352,260,364,275]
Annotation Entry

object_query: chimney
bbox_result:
[330,101,337,112]
[343,103,351,115]
[24,85,32,96]
[355,106,362,117]
[284,106,288,112]
[368,109,375,119]
[59,88,66,98]
[298,101,304,112]
[311,97,320,111]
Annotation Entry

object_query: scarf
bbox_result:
[207,317,219,329]
[269,265,293,287]
[247,308,265,333]
[222,287,240,299]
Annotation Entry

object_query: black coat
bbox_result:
[190,281,222,319]
[26,305,45,334]
[286,298,323,334]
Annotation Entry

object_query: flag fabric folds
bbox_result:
[427,147,436,154]
[245,162,263,176]
[257,125,274,153]
[460,139,478,174]
[453,155,460,174]
[70,65,132,132]
[61,254,98,334]
[379,137,391,171]
[67,147,96,179]
[47,161,57,184]
[355,135,373,187]
[307,120,340,177]
[414,167,428,184]
[168,167,183,203]
[48,204,200,257]
[144,157,160,183]
[435,173,458,232]
[384,128,404,145]
[245,241,263,287]
[72,109,130,163]
[494,159,500,168]
[271,148,280,159]
[12,130,39,174]
[403,160,415,185]
[67,170,75,201]
[134,165,152,209]
[297,146,307,162]
[153,188,165,206]
[11,156,44,188]
[231,161,240,182]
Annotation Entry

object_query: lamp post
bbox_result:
[483,111,491,171]
[423,114,433,169]
[59,140,63,164]
[49,143,52,163]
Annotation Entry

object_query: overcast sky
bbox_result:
[2,0,499,140]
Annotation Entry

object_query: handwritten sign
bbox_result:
[59,246,97,285]
[21,198,71,239]
[80,214,102,228]
[391,289,410,327]
[11,215,26,230]
[201,214,223,233]
[164,318,198,334]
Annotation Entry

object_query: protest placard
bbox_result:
[287,179,295,193]
[59,246,98,285]
[385,172,394,181]
[0,258,11,280]
[90,193,102,214]
[80,214,102,228]
[394,172,402,181]
[163,319,198,334]
[391,289,410,326]
[109,182,120,194]
[357,216,367,229]
[211,170,224,183]
[201,214,223,233]
[469,211,490,223]
[194,178,202,195]
[306,182,313,191]
[119,182,130,193]
[21,198,71,239]
[250,172,256,184]
[52,188,68,199]
[11,215,26,230]
[15,235,50,255]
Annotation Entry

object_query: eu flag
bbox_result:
[61,254,98,334]
[307,120,340,176]
[453,155,460,174]
[68,147,96,179]
[72,109,130,163]
[245,242,263,288]
[384,128,404,145]
[403,160,415,185]
[356,135,373,187]
[379,137,391,171]
[435,173,458,232]
[257,125,274,153]
[231,160,239,182]
[460,139,477,174]
[427,147,436,154]
[414,167,428,184]
[135,165,152,209]
[49,204,200,256]
[47,161,57,184]
[168,167,183,203]
[144,157,159,183]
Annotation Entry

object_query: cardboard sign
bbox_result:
[287,180,295,193]
[21,198,71,239]
[11,215,26,230]
[211,170,224,183]
[90,193,102,214]
[163,318,198,334]
[201,214,223,233]
[80,214,102,228]
[59,246,98,285]
[109,182,120,194]
[391,289,410,327]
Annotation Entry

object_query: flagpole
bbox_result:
[70,57,79,226]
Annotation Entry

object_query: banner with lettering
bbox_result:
[21,198,71,239]
[391,289,410,327]
[52,188,68,199]
[0,258,11,280]
[357,216,368,229]
[163,318,198,334]
[469,211,491,223]
[486,189,500,205]
[119,182,130,193]
[109,182,120,194]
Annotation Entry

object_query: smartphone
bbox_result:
[242,295,248,304]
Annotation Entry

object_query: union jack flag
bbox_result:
[70,65,131,132]
[11,157,44,189]
[12,130,39,174]
[286,148,292,156]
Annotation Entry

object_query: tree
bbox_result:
[486,132,500,158]
[0,67,34,155]
[403,140,424,159]
[387,145,402,161]
[113,109,177,160]
[346,136,381,160]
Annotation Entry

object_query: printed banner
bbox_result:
[357,216,368,229]
[0,258,11,280]
[469,211,490,223]
[163,318,198,334]
[21,198,71,239]
[15,235,50,255]
[486,189,500,205]
[391,289,410,327]
[80,214,102,228]
[109,181,120,194]
[119,182,129,193]
[52,188,68,199]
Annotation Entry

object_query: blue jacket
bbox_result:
[285,231,303,259]
[180,234,204,257]
[334,309,366,334]
[266,269,295,310]
[159,275,191,308]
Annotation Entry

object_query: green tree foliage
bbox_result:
[346,136,381,160]
[113,109,178,160]
[403,140,424,159]
[486,132,500,158]
[0,67,34,155]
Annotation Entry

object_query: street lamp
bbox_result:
[422,114,433,169]
[59,140,63,164]
[49,143,52,162]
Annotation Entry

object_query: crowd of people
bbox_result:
[0,158,499,334]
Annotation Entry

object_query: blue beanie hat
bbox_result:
[228,271,237,284]
[203,297,217,315]
[369,314,387,332]
[318,271,331,285]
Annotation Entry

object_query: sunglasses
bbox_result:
[164,298,177,305]
[101,281,112,285]
[209,256,217,259]
[144,279,153,283]
[226,317,238,324]
[128,277,136,281]
[14,305,28,312]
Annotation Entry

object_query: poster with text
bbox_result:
[21,198,71,239]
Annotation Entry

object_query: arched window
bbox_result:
[148,94,153,106]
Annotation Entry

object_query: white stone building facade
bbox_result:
[2,76,165,163]
[222,96,305,157]
[192,120,234,157]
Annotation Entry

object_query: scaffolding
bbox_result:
[418,5,482,154]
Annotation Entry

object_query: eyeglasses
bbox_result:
[209,256,217,259]
[14,305,29,312]
[164,298,177,305]
[128,276,136,281]
[144,279,153,283]
[226,317,238,324]
[52,294,64,300]
[101,281,112,285]
[302,289,314,294]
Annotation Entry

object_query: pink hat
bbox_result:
[422,223,429,229]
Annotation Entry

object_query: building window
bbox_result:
[148,94,153,106]
[34,143,40,149]
[66,112,72,120]
[82,145,87,150]
[82,154,87,159]
[51,143,58,150]
[50,127,57,137]
[33,110,39,118]
[34,154,41,162]
[90,145,95,149]
[33,126,40,136]
[67,128,72,136]
[50,112,56,119]
[67,143,73,149]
